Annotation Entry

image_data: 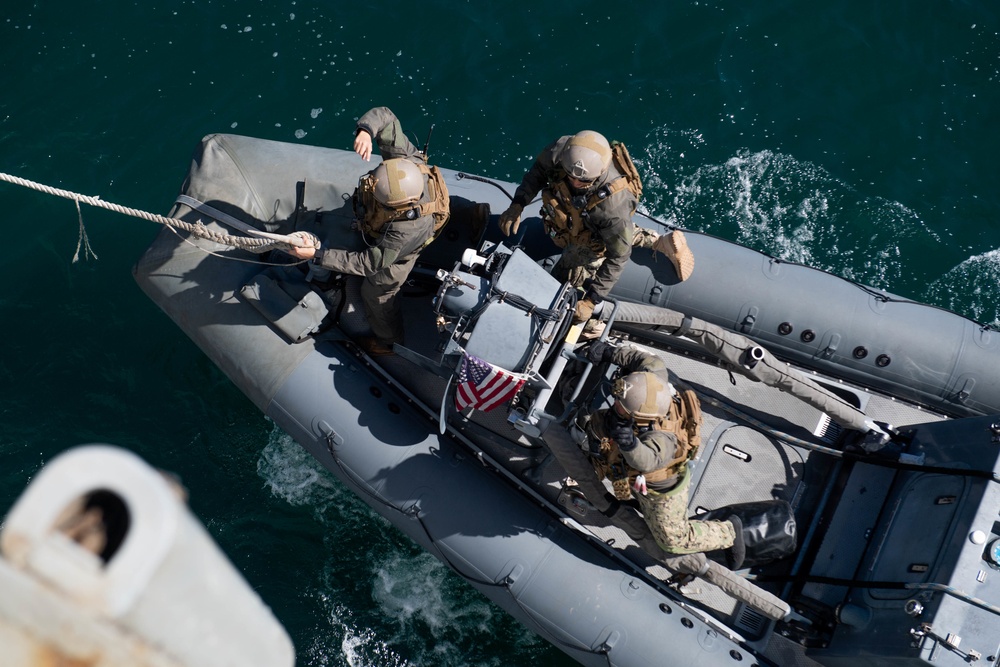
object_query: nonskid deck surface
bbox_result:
[324,270,946,638]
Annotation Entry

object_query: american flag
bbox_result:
[454,353,525,413]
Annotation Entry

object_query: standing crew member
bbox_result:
[291,107,449,356]
[497,131,694,326]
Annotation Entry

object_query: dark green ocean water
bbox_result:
[2,1,1000,665]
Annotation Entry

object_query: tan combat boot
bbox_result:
[652,230,695,281]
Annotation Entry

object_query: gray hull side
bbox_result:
[612,225,1000,418]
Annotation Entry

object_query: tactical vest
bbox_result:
[355,163,450,249]
[587,387,702,500]
[540,142,642,253]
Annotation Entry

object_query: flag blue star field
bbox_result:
[454,354,525,413]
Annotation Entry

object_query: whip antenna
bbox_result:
[422,123,435,159]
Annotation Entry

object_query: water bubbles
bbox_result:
[372,551,496,652]
[927,251,1000,326]
[637,125,938,290]
[257,430,338,507]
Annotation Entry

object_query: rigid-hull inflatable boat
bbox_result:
[135,133,1000,666]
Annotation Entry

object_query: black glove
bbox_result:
[586,340,614,364]
[610,421,638,452]
[580,282,604,305]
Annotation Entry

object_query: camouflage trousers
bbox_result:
[551,225,661,287]
[636,464,736,555]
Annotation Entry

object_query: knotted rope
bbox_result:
[0,172,318,261]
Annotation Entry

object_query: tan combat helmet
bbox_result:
[613,371,675,422]
[560,130,613,182]
[371,158,424,208]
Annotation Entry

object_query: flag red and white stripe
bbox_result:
[454,353,525,413]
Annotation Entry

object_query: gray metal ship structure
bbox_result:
[135,133,1000,666]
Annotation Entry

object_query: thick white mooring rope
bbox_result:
[0,172,317,260]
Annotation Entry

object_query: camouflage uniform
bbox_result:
[589,346,736,554]
[636,465,735,554]
[510,136,636,299]
[312,107,436,346]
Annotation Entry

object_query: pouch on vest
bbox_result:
[240,268,329,343]
[697,499,797,568]
[610,141,642,200]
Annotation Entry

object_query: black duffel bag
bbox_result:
[698,499,797,569]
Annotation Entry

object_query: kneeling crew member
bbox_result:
[584,341,743,565]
